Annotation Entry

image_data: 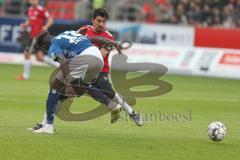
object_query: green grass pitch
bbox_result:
[0,63,239,160]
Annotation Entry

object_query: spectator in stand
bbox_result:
[117,0,144,22]
[223,16,236,28]
[175,2,188,25]
[73,0,240,27]
[202,4,213,24]
[142,3,157,23]
[155,0,174,23]
[2,0,240,28]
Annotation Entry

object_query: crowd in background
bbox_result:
[1,0,240,28]
[110,0,240,28]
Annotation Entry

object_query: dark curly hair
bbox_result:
[92,8,109,20]
[35,31,53,52]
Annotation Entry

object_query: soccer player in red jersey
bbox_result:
[78,8,143,126]
[17,0,56,80]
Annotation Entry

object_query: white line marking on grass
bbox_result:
[0,92,239,103]
[0,97,44,104]
[0,92,45,96]
[159,97,239,102]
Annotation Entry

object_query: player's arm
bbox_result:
[87,36,112,46]
[42,10,54,31]
[20,19,29,30]
[78,28,111,57]
[87,36,113,58]
[87,36,122,54]
[48,45,70,80]
[57,54,70,83]
[77,27,88,35]
[23,19,29,26]
[99,48,110,58]
[57,54,76,98]
[48,44,75,98]
[42,16,53,31]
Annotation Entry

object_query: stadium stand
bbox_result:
[46,0,75,20]
[1,0,240,28]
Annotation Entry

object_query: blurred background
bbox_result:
[1,0,240,26]
[0,0,240,78]
[0,2,240,159]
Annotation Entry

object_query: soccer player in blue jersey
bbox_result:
[32,31,123,134]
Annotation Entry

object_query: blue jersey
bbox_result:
[48,31,92,60]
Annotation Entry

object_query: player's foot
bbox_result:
[130,111,144,126]
[111,108,122,124]
[27,123,43,131]
[33,124,54,134]
[16,75,27,80]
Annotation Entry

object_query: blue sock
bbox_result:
[46,89,59,124]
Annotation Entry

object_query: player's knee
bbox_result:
[112,93,123,103]
[36,56,44,61]
[35,52,44,61]
[24,52,31,59]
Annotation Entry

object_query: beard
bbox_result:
[95,26,105,33]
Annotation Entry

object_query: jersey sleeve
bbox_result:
[48,42,62,60]
[77,26,88,36]
[104,29,115,41]
[108,34,114,41]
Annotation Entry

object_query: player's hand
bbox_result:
[119,40,132,50]
[104,41,123,54]
[100,48,110,58]
[114,42,123,54]
[20,23,27,30]
[42,26,48,31]
[65,84,76,99]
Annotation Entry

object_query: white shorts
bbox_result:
[56,46,104,84]
[81,46,103,62]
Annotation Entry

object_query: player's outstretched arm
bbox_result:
[57,54,76,99]
[87,36,122,54]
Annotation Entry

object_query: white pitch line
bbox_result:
[0,97,44,104]
[0,92,45,96]
[0,91,239,103]
[157,97,239,102]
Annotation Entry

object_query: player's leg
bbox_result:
[72,52,121,111]
[112,93,143,126]
[22,50,32,80]
[33,88,60,134]
[27,113,46,131]
[28,80,69,132]
[92,72,121,122]
[35,50,60,68]
[32,77,66,134]
[16,38,33,80]
[84,84,121,111]
[94,72,143,126]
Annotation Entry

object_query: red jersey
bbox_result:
[77,25,114,73]
[28,5,50,38]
